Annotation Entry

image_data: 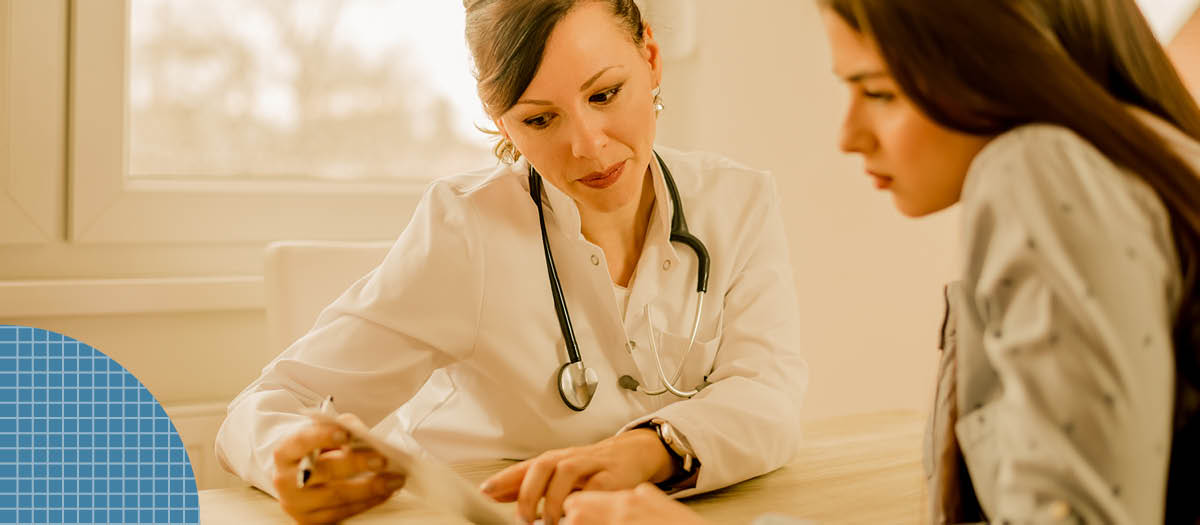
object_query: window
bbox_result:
[127,0,492,183]
[70,0,496,243]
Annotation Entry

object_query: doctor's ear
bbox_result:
[490,119,521,164]
[641,25,663,88]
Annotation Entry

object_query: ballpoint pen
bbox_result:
[297,395,336,489]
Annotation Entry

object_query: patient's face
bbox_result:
[821,9,990,218]
[496,2,662,216]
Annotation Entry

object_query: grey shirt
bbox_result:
[757,114,1188,525]
[930,114,1187,524]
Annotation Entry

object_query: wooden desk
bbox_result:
[199,411,927,524]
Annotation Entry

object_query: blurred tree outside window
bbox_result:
[128,0,495,183]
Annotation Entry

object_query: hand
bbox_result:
[271,421,406,524]
[479,429,675,525]
[560,483,709,525]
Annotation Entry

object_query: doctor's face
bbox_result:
[822,10,990,218]
[496,2,662,214]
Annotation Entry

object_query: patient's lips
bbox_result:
[867,170,893,190]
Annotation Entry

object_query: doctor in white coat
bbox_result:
[215,1,808,524]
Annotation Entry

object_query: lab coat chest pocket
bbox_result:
[650,309,724,391]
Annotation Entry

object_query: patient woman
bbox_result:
[214,1,808,524]
[559,0,1200,523]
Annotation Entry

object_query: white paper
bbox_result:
[305,410,520,525]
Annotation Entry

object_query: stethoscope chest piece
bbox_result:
[557,361,599,411]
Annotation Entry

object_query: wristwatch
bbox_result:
[646,418,697,484]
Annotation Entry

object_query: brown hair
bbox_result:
[463,0,646,162]
[821,0,1200,520]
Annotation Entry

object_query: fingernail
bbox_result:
[332,430,347,443]
[367,457,384,471]
[386,477,405,491]
[479,480,493,494]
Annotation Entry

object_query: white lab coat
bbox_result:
[215,146,809,499]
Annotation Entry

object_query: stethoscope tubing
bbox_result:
[532,150,712,407]
[529,174,584,365]
[635,293,706,397]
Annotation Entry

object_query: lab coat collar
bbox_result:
[647,151,678,261]
[519,150,679,262]
[623,154,679,330]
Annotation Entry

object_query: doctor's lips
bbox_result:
[867,170,893,190]
[578,161,626,189]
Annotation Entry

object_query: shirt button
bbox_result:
[590,254,600,266]
[627,341,637,352]
[662,260,672,271]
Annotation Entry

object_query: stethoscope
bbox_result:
[529,151,711,411]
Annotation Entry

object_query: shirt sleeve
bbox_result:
[620,173,808,497]
[956,126,1177,524]
[214,181,486,497]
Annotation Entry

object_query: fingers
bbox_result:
[304,447,389,486]
[480,459,531,501]
[272,423,402,524]
[282,472,406,524]
[561,490,611,525]
[543,458,602,525]
[561,484,683,525]
[517,456,559,523]
[273,422,349,467]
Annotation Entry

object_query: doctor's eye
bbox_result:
[589,85,623,105]
[861,89,895,102]
[523,113,556,129]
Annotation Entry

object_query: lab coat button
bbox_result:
[627,341,637,352]
[590,254,600,266]
[662,260,672,271]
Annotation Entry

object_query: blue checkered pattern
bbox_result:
[0,326,199,524]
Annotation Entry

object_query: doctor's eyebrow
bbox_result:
[840,70,889,83]
[513,66,625,107]
[579,65,622,91]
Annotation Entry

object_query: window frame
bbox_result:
[0,0,67,245]
[69,0,446,243]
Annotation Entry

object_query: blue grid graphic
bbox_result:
[0,326,199,524]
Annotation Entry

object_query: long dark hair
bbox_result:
[822,0,1200,521]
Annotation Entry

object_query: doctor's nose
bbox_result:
[568,116,609,160]
[839,115,876,155]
